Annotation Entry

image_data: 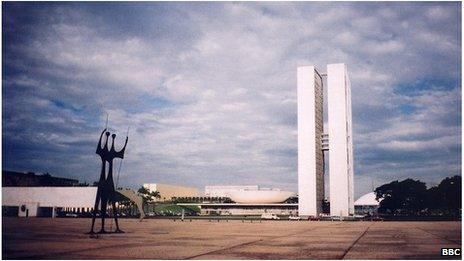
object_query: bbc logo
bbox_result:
[441,248,461,256]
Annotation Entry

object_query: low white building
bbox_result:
[228,189,295,204]
[179,203,298,216]
[2,187,97,217]
[204,185,295,204]
[204,185,259,198]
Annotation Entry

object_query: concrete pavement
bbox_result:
[2,218,461,259]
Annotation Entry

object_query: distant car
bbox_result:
[261,213,279,220]
[65,213,78,218]
[289,215,301,221]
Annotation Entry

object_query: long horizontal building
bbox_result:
[2,187,144,218]
[178,203,297,216]
[204,185,259,197]
[204,185,295,203]
[176,185,297,216]
[2,187,97,217]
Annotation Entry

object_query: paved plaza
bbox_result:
[2,218,461,259]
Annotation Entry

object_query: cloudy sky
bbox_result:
[3,2,461,199]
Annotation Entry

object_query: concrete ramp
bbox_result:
[116,189,145,220]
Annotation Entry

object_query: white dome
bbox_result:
[354,192,380,206]
[229,189,295,204]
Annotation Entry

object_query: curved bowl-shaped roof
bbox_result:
[354,192,380,206]
[229,190,295,204]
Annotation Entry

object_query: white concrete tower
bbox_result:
[327,63,354,216]
[297,66,324,217]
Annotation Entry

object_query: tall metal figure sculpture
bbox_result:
[88,128,128,234]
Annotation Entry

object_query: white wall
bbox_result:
[327,63,354,216]
[2,187,97,208]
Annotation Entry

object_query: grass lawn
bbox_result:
[153,204,200,215]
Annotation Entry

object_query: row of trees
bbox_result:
[375,175,461,217]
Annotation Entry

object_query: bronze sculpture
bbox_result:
[88,128,128,234]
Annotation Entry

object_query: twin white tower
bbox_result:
[297,63,354,217]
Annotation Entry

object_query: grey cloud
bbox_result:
[2,2,461,199]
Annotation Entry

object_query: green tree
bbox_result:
[375,178,427,215]
[439,175,461,214]
[137,186,161,205]
[427,175,461,216]
[426,186,442,214]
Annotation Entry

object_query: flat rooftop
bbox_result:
[178,203,297,206]
[2,218,461,259]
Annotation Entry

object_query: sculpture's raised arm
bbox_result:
[95,128,107,154]
[115,136,129,159]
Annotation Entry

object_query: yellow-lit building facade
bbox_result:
[143,183,199,202]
